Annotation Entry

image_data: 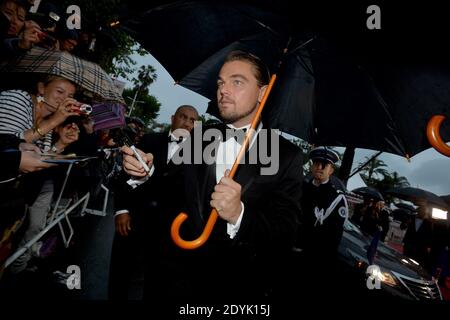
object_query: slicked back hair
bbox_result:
[223,50,270,87]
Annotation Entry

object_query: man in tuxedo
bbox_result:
[108,105,198,300]
[122,51,303,301]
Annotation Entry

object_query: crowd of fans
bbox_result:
[0,0,137,281]
[0,0,447,302]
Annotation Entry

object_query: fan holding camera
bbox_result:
[26,1,61,49]
[1,0,41,55]
[1,1,83,56]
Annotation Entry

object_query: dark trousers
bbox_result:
[108,222,146,300]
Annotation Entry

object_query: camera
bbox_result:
[28,11,60,31]
[27,11,60,47]
[77,104,92,115]
[73,103,92,115]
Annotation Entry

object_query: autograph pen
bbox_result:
[130,145,151,174]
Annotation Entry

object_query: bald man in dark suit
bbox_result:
[108,105,198,300]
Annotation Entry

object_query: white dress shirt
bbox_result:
[216,122,262,238]
[167,131,186,162]
[118,125,262,236]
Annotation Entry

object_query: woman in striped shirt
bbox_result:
[0,75,81,273]
[0,75,80,152]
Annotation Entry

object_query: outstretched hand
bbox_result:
[19,148,54,173]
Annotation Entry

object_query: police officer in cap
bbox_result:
[298,146,348,275]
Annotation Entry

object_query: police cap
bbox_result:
[309,146,340,164]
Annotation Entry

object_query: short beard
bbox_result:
[220,104,257,124]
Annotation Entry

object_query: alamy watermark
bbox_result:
[170,124,280,176]
[366,264,381,290]
[366,5,381,30]
[66,264,81,290]
[29,1,81,30]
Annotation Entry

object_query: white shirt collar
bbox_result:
[225,122,263,147]
[168,130,187,142]
[227,123,252,131]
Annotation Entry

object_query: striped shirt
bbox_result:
[0,90,52,151]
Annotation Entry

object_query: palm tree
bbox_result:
[364,171,410,204]
[132,65,158,93]
[359,157,389,181]
[357,155,410,204]
[386,172,410,188]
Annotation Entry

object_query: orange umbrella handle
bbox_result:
[170,74,278,249]
[170,209,218,250]
[427,115,450,157]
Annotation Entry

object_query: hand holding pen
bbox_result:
[117,128,153,177]
[121,145,154,177]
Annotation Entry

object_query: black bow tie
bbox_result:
[168,135,184,144]
[219,124,247,144]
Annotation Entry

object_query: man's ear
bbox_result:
[258,85,268,103]
[329,165,335,175]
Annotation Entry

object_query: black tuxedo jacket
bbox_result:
[181,124,303,246]
[115,126,303,299]
[114,131,185,251]
[175,123,303,298]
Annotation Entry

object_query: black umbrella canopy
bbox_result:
[441,195,450,208]
[385,187,448,210]
[392,203,418,222]
[123,1,289,83]
[394,202,417,213]
[352,187,384,202]
[123,1,450,157]
[392,207,416,224]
